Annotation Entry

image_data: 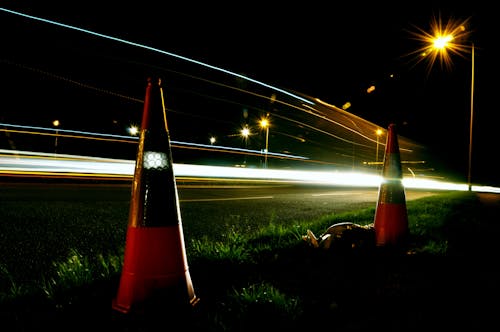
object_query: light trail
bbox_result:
[0,123,308,161]
[0,8,481,183]
[180,196,274,203]
[0,7,314,106]
[0,122,134,140]
[2,149,499,193]
[0,9,426,172]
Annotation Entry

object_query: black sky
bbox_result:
[1,2,499,186]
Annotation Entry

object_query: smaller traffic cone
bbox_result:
[112,77,199,315]
[373,123,409,248]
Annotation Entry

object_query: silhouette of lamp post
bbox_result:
[240,125,250,165]
[259,117,270,168]
[420,18,475,191]
[375,128,383,171]
[52,119,60,154]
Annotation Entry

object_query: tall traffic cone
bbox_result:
[112,77,199,314]
[373,123,409,248]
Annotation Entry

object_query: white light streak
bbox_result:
[0,122,135,139]
[2,150,499,193]
[0,122,309,160]
[0,7,314,105]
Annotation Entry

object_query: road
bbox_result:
[0,179,440,240]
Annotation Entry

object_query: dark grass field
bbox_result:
[1,188,500,331]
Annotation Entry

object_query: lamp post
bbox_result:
[240,126,250,140]
[417,17,475,191]
[467,43,475,191]
[241,125,250,165]
[52,119,60,154]
[375,128,383,171]
[260,117,270,168]
[434,42,475,191]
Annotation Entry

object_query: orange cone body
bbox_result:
[112,77,199,314]
[373,123,409,247]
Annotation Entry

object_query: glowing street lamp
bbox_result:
[128,125,139,136]
[52,119,60,154]
[260,116,270,168]
[240,126,250,140]
[375,128,383,169]
[240,125,251,165]
[414,16,474,190]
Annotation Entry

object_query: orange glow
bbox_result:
[406,15,472,74]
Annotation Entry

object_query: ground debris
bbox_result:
[302,222,375,250]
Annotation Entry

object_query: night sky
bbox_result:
[1,2,499,186]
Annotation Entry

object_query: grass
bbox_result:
[1,190,499,331]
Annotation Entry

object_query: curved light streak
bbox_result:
[0,7,314,105]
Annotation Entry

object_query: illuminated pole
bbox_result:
[241,126,250,165]
[467,43,474,191]
[260,117,270,168]
[424,20,474,191]
[375,128,383,170]
[264,125,269,169]
[52,119,60,154]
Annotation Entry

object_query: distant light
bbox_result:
[209,136,216,144]
[367,86,375,93]
[128,126,139,136]
[53,120,60,127]
[342,102,351,110]
[241,127,250,137]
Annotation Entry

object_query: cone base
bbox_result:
[112,274,199,315]
[374,202,409,247]
[112,226,199,314]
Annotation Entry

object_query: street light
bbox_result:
[259,116,270,168]
[417,17,474,190]
[128,125,139,136]
[240,126,250,140]
[240,125,251,165]
[375,128,383,170]
[52,119,60,154]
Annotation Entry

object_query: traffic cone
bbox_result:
[112,77,199,315]
[373,123,409,248]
